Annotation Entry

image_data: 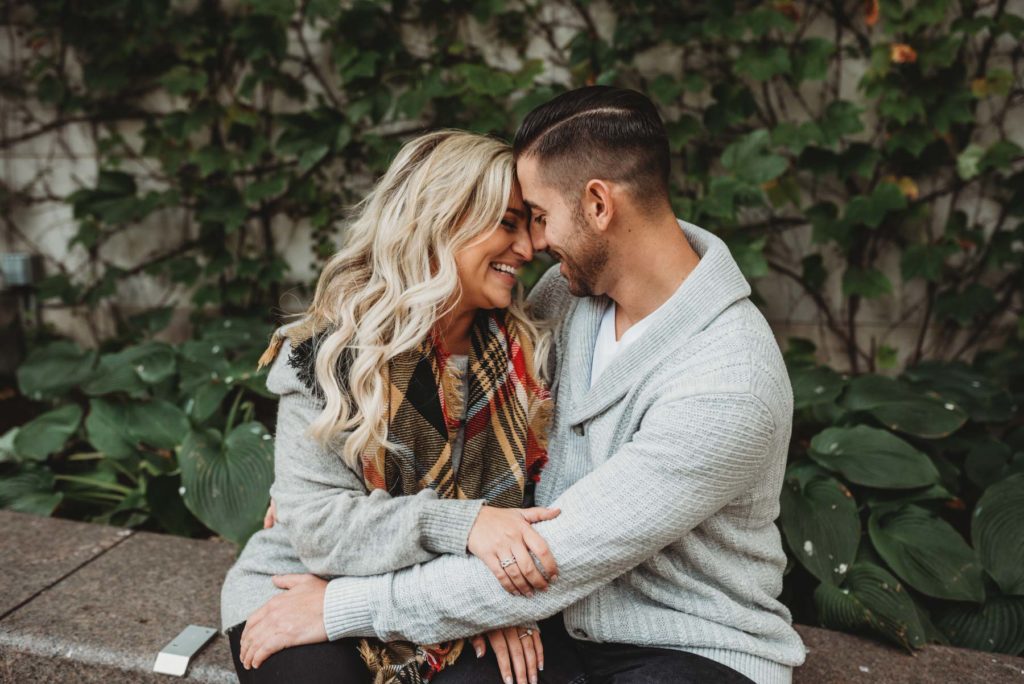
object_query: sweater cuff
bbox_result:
[420,498,486,555]
[323,577,375,641]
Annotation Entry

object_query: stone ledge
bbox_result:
[1,510,1023,683]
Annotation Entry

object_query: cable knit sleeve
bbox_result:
[320,390,776,641]
[265,333,486,577]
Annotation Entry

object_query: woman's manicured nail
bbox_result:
[539,662,544,671]
[531,676,538,684]
[504,677,512,684]
[476,646,483,657]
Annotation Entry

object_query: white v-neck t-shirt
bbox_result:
[589,291,677,389]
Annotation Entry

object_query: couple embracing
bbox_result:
[220,86,806,684]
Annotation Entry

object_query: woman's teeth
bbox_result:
[490,263,516,276]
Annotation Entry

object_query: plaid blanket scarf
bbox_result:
[263,308,553,683]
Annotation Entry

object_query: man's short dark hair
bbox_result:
[512,86,670,210]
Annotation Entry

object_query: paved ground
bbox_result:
[1,509,1022,683]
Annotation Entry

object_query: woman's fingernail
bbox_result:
[476,646,483,658]
[504,677,513,684]
[539,662,544,671]
[531,676,538,684]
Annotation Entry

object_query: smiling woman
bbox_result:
[220,130,577,684]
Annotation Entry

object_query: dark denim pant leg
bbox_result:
[227,621,372,684]
[574,639,755,684]
[433,613,588,684]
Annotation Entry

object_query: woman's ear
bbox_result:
[584,179,614,233]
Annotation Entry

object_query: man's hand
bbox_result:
[467,505,561,596]
[470,624,544,684]
[263,498,276,528]
[239,573,327,669]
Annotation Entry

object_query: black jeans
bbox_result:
[227,613,754,683]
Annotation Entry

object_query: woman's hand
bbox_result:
[467,505,561,596]
[470,624,544,684]
[239,573,328,669]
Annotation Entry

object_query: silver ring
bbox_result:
[518,630,532,639]
[500,556,516,568]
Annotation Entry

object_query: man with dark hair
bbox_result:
[240,86,806,684]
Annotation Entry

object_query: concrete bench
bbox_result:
[1,509,1022,683]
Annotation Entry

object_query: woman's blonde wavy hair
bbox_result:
[296,129,552,471]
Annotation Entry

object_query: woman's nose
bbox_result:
[512,226,534,262]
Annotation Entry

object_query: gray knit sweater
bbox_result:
[313,220,806,683]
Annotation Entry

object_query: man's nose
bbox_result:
[529,221,548,253]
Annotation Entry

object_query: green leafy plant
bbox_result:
[782,337,1024,654]
[1,317,274,545]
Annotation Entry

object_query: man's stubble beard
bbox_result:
[561,200,609,298]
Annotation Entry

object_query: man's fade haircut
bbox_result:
[512,86,671,212]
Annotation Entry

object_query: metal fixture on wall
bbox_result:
[0,252,43,375]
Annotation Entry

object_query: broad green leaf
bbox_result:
[780,462,860,585]
[973,473,1024,595]
[965,439,1014,489]
[13,405,83,461]
[127,400,190,451]
[809,425,940,489]
[815,562,927,651]
[842,375,968,438]
[933,596,1024,654]
[16,341,97,400]
[869,504,985,602]
[789,365,844,409]
[0,465,63,516]
[85,399,136,459]
[178,422,274,546]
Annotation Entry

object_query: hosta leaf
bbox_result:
[16,341,97,400]
[780,462,860,585]
[126,400,190,451]
[965,438,1014,489]
[933,595,1024,654]
[842,375,967,438]
[13,405,83,461]
[809,425,940,489]
[814,561,927,651]
[0,465,63,516]
[869,504,985,602]
[790,365,844,409]
[82,343,177,395]
[178,422,274,546]
[973,473,1024,595]
[85,399,135,459]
